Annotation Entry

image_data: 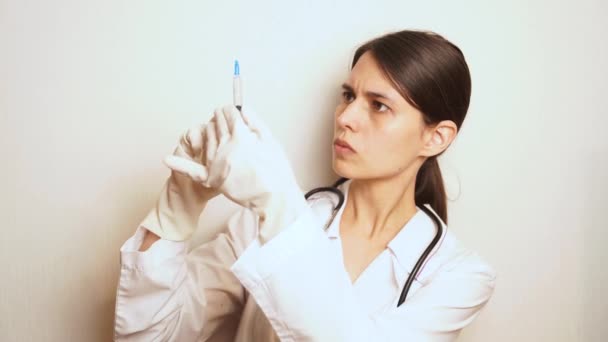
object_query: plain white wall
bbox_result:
[1,0,606,341]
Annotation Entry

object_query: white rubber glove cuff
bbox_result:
[257,187,309,244]
[139,176,209,242]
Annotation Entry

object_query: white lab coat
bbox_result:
[114,179,496,341]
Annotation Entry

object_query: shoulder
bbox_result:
[422,228,497,289]
[403,226,498,315]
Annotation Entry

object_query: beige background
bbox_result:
[1,0,606,341]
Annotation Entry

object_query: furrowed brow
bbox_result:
[341,83,393,101]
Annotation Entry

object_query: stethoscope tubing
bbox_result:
[304,178,444,307]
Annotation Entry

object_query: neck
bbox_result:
[342,172,418,240]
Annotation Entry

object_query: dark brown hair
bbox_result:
[351,30,472,224]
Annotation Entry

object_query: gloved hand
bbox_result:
[139,122,222,241]
[164,105,309,243]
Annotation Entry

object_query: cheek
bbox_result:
[367,127,420,166]
[334,103,345,119]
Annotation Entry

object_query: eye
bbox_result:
[372,100,389,113]
[341,91,355,103]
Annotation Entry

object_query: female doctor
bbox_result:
[114,30,496,341]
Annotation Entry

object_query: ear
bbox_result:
[420,120,458,158]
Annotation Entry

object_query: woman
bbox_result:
[114,29,496,341]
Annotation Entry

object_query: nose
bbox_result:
[335,102,361,132]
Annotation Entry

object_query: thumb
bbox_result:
[164,155,209,184]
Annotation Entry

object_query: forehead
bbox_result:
[348,52,397,92]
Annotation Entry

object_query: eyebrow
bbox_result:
[341,83,394,102]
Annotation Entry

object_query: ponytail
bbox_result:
[414,157,448,224]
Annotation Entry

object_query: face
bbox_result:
[332,51,437,180]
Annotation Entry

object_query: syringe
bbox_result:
[233,60,242,112]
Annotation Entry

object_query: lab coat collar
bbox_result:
[323,180,350,239]
[387,204,447,284]
[313,179,447,283]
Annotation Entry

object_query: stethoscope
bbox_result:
[305,177,445,307]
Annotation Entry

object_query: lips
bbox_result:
[334,138,355,152]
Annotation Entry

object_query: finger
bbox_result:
[164,155,209,183]
[230,107,251,139]
[214,107,230,145]
[225,105,253,142]
[178,130,194,157]
[222,104,241,134]
[186,123,205,159]
[200,123,208,165]
[205,121,217,163]
[240,106,271,139]
[238,106,253,130]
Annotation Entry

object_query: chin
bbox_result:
[332,158,358,179]
[332,158,396,182]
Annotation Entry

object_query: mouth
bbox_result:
[333,138,356,154]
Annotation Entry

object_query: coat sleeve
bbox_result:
[230,207,496,342]
[113,207,258,342]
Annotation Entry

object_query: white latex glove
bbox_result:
[164,105,308,243]
[139,123,221,241]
